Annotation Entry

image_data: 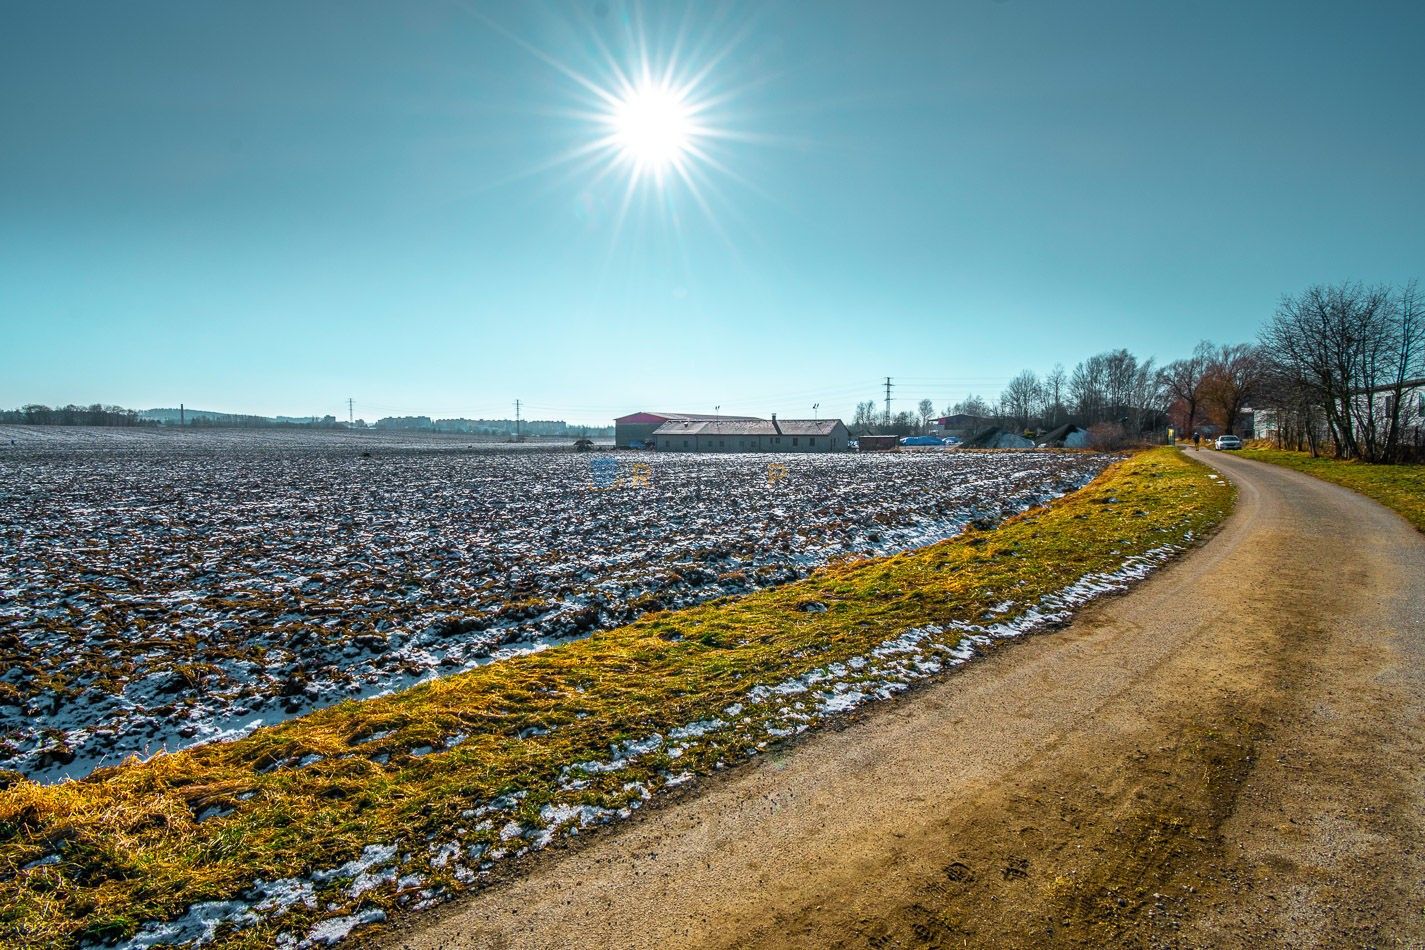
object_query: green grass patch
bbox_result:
[0,448,1232,948]
[1237,448,1425,533]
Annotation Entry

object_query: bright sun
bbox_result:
[610,84,693,170]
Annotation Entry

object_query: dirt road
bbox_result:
[384,451,1425,949]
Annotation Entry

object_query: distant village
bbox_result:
[612,410,1093,452]
[616,313,1425,459]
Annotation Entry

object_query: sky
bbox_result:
[3,1,1423,425]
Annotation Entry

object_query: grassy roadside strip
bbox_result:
[0,448,1232,949]
[1237,448,1425,532]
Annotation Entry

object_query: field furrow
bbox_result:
[0,446,1110,782]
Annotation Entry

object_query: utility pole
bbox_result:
[347,397,354,426]
[715,404,720,423]
[514,399,521,440]
[812,402,819,421]
[180,403,185,427]
[883,377,894,425]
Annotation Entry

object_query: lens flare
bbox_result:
[610,84,692,170]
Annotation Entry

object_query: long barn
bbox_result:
[653,415,849,453]
[613,411,758,449]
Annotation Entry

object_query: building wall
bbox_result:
[615,422,663,447]
[656,426,848,453]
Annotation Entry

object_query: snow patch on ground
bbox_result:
[303,909,387,946]
[99,901,257,949]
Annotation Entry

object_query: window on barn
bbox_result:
[719,439,724,448]
[683,439,689,448]
[809,437,816,447]
[792,437,799,446]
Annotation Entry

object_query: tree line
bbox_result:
[1260,281,1422,463]
[852,348,1174,443]
[850,279,1423,463]
[0,404,154,427]
[0,406,615,437]
[0,405,353,429]
[374,417,614,437]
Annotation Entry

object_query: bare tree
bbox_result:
[1261,282,1402,459]
[1201,343,1266,436]
[852,400,879,434]
[1069,350,1159,432]
[1070,355,1108,424]
[1043,363,1067,428]
[949,394,991,417]
[1378,280,1425,460]
[886,410,917,436]
[998,370,1041,432]
[917,398,935,433]
[1157,341,1213,435]
[1255,363,1327,454]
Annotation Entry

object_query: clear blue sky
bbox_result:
[3,1,1423,424]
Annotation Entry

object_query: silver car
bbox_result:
[1215,435,1243,450]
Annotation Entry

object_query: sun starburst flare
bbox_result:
[608,83,696,174]
[460,2,795,261]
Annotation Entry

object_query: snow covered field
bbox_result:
[0,432,1112,781]
[0,424,568,453]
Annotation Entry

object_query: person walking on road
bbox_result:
[1192,432,1201,450]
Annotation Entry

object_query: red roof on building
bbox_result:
[615,411,761,425]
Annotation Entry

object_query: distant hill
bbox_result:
[374,416,613,437]
[143,408,256,424]
[140,408,342,427]
[5,405,610,435]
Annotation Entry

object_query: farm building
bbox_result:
[613,411,758,449]
[934,414,993,441]
[653,415,849,453]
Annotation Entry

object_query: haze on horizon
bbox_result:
[3,0,1423,427]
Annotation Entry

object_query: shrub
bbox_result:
[1087,422,1128,451]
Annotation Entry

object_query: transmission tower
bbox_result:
[883,377,894,424]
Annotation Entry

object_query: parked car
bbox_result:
[1215,435,1243,450]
